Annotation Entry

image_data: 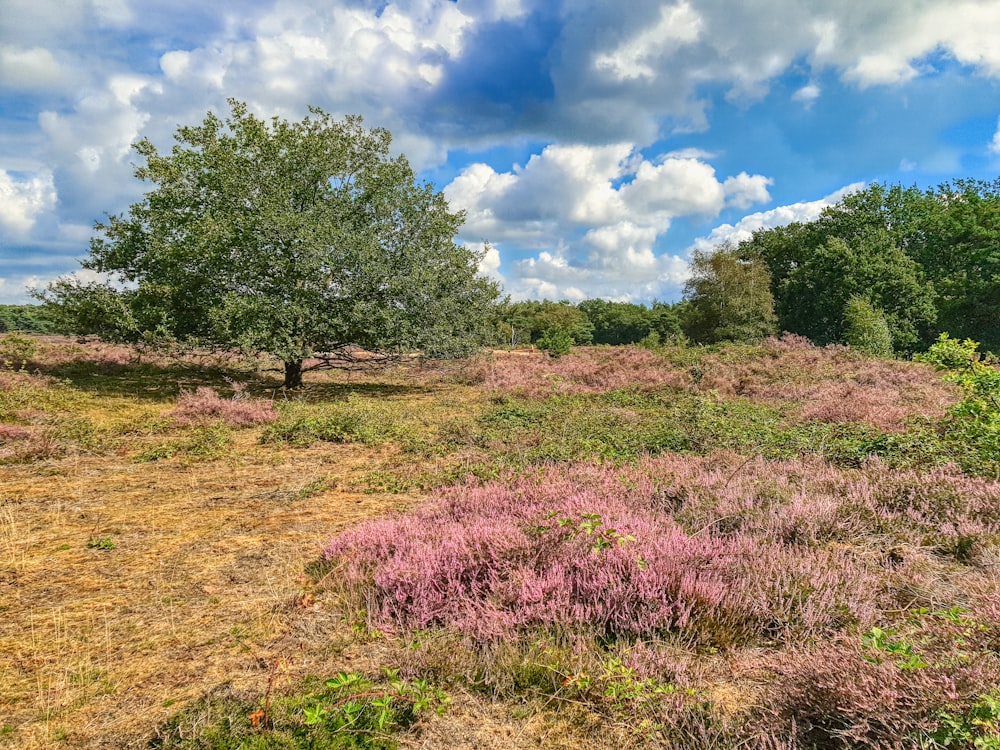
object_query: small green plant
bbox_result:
[301,669,449,738]
[136,444,179,462]
[932,693,1000,748]
[532,511,636,555]
[599,656,679,710]
[0,332,37,370]
[87,536,115,551]
[861,626,927,670]
[296,476,331,500]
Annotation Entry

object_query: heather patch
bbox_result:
[322,461,885,646]
[321,454,1000,747]
[461,346,689,398]
[698,334,956,430]
[168,385,278,427]
[464,337,956,433]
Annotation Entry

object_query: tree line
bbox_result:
[685,180,1000,355]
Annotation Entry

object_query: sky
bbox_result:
[2,0,1000,305]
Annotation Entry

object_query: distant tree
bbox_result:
[681,245,777,344]
[843,296,894,357]
[578,299,656,345]
[502,300,593,347]
[39,100,500,387]
[780,232,935,353]
[739,183,936,346]
[0,304,56,333]
[909,179,1000,350]
[647,302,683,344]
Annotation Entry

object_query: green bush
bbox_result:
[844,296,894,357]
[0,333,37,370]
[261,396,399,447]
[152,671,448,749]
[535,328,573,358]
[915,334,1000,475]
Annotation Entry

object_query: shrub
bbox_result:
[0,333,37,370]
[844,296,894,357]
[764,640,1000,748]
[916,334,1000,474]
[536,328,574,357]
[260,395,398,447]
[322,461,885,646]
[168,386,277,427]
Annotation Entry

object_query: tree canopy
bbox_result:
[0,304,56,333]
[681,245,777,344]
[41,100,500,387]
[739,180,1000,353]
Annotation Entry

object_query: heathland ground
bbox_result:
[2,335,999,749]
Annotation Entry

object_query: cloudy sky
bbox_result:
[2,0,1000,304]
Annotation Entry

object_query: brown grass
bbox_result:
[0,343,477,748]
[0,437,419,747]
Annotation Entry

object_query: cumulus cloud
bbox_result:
[447,144,769,243]
[792,82,820,106]
[0,45,79,90]
[0,169,56,236]
[688,181,866,253]
[990,117,1000,155]
[593,2,703,82]
[447,142,769,301]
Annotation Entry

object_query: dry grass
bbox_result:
[0,437,424,747]
[0,343,486,749]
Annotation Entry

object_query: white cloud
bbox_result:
[816,1,1000,87]
[0,45,77,90]
[792,82,820,105]
[723,172,773,210]
[447,144,769,243]
[990,117,1000,155]
[689,181,866,253]
[446,140,772,301]
[0,169,56,236]
[593,2,703,81]
[620,158,726,223]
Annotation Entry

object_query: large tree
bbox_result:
[779,232,936,352]
[681,245,777,344]
[42,100,500,387]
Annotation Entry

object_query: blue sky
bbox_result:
[2,0,1000,304]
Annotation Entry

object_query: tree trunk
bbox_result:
[283,360,304,389]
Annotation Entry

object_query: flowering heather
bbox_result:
[461,347,689,398]
[323,460,887,644]
[0,424,31,442]
[25,335,249,374]
[696,335,956,430]
[0,424,59,462]
[462,337,955,432]
[168,386,277,427]
[763,639,1000,748]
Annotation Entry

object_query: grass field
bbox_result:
[2,335,999,749]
